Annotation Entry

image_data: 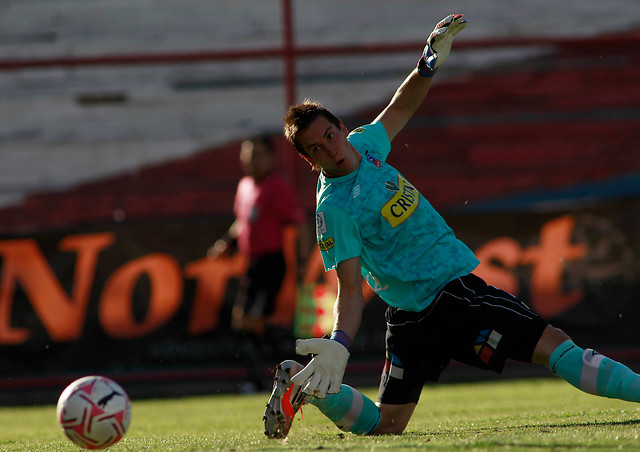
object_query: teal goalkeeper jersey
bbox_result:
[315,121,479,312]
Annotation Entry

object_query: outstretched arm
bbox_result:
[376,14,468,142]
[375,68,433,143]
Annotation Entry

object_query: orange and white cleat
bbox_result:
[263,360,306,439]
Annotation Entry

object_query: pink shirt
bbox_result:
[233,173,304,257]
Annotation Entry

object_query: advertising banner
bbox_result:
[0,197,639,386]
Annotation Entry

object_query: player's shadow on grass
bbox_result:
[420,418,640,435]
[506,418,640,434]
[527,418,640,430]
[405,419,640,448]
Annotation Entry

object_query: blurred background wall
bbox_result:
[0,0,638,403]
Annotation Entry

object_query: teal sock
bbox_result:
[550,340,640,402]
[309,385,381,435]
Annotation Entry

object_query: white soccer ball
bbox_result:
[56,376,132,450]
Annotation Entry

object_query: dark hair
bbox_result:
[243,133,274,154]
[283,99,342,156]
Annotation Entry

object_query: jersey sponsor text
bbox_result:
[318,237,335,251]
[381,175,419,228]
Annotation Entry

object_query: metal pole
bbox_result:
[281,0,299,189]
[282,0,296,109]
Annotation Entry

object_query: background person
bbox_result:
[209,135,305,392]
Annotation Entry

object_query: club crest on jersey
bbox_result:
[381,175,419,228]
[316,211,327,235]
[366,154,382,168]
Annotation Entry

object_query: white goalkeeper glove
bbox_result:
[418,13,468,77]
[291,338,350,398]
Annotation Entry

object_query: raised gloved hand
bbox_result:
[418,13,468,77]
[291,338,350,398]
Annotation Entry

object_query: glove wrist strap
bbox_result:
[330,330,352,350]
[417,57,437,77]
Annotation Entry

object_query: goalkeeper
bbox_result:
[264,14,640,439]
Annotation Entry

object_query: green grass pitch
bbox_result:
[1,378,639,451]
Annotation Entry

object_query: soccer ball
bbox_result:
[56,376,132,449]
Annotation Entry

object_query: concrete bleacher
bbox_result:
[1,24,639,234]
[0,1,639,232]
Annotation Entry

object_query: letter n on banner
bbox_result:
[0,233,115,344]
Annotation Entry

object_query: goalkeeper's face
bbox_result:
[297,116,361,178]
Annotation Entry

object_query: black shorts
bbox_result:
[236,251,286,317]
[377,273,548,405]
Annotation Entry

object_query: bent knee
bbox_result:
[372,403,416,435]
[372,421,406,435]
[532,325,571,366]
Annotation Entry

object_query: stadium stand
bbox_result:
[0,28,638,232]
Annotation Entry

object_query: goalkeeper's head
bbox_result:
[284,99,342,158]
